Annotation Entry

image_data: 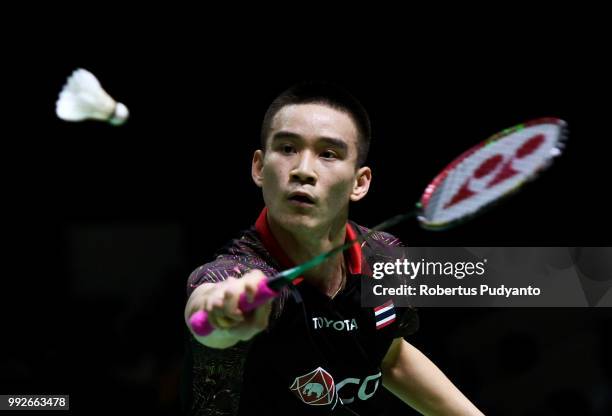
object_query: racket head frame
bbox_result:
[417,117,569,231]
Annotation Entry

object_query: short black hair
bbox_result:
[261,82,371,167]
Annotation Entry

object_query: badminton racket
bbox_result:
[189,117,568,336]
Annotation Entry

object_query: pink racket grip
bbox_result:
[189,279,279,337]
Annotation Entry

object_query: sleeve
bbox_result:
[361,227,418,338]
[186,257,254,297]
[372,232,418,338]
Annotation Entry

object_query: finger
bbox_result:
[244,281,258,304]
[244,271,267,303]
[204,291,225,312]
[222,290,244,321]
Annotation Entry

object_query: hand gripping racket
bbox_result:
[190,117,568,336]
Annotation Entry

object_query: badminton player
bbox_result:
[184,83,484,415]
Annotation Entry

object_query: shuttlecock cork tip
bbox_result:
[109,102,129,126]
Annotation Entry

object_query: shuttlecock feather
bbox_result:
[56,68,129,125]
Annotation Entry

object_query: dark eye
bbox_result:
[281,144,296,154]
[320,150,337,159]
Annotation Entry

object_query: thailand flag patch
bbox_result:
[374,299,396,330]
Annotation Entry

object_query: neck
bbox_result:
[267,211,347,296]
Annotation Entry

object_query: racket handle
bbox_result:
[189,279,279,337]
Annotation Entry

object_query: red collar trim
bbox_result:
[255,207,362,284]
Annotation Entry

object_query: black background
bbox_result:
[2,18,611,416]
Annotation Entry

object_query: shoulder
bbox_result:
[350,221,404,249]
[186,227,280,297]
[349,221,419,336]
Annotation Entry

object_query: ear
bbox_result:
[252,150,265,188]
[350,166,372,202]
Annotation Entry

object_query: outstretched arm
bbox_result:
[381,338,484,416]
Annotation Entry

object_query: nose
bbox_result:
[290,151,317,185]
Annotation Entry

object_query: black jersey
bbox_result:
[186,209,418,416]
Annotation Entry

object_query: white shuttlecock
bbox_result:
[56,68,129,125]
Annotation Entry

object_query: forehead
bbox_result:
[269,103,359,147]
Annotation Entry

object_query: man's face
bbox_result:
[253,103,371,232]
